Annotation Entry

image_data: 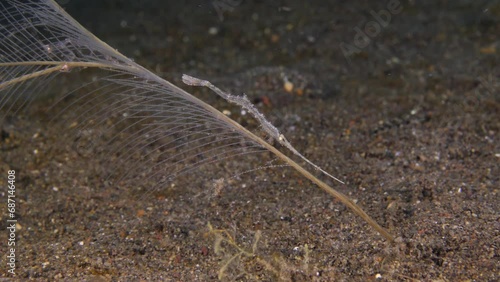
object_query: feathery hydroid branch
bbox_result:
[0,0,394,242]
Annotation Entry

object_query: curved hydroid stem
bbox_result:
[0,58,395,242]
[0,0,394,242]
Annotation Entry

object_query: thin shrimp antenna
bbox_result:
[182,74,345,185]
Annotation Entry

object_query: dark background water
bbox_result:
[61,0,498,79]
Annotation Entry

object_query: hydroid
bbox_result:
[0,0,394,241]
